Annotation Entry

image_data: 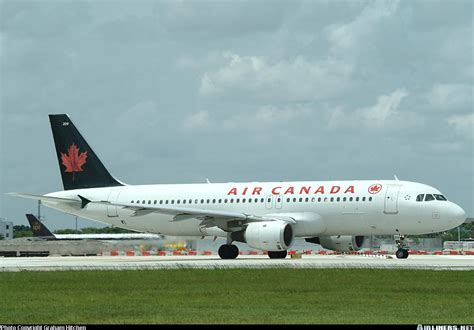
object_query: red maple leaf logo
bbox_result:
[368,184,382,194]
[61,143,88,181]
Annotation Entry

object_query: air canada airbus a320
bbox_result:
[9,114,466,259]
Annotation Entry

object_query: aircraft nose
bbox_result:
[449,203,466,227]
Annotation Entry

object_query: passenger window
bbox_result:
[195,199,199,204]
[165,200,169,204]
[362,197,366,202]
[425,194,435,201]
[355,197,359,202]
[248,199,251,203]
[171,200,175,204]
[201,199,204,204]
[230,199,234,203]
[336,197,340,202]
[154,200,157,204]
[287,198,291,202]
[177,200,180,204]
[293,198,297,202]
[267,198,271,203]
[242,198,246,203]
[131,200,134,204]
[219,199,222,203]
[343,197,347,202]
[212,199,216,204]
[368,197,372,201]
[324,197,328,202]
[183,200,186,204]
[236,199,240,203]
[207,199,210,204]
[224,199,228,203]
[299,197,303,202]
[318,197,322,202]
[305,197,309,202]
[189,199,192,204]
[330,197,334,202]
[142,200,146,204]
[311,197,315,202]
[160,200,163,204]
[416,194,424,202]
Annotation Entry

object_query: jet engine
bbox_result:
[232,221,294,251]
[305,235,365,252]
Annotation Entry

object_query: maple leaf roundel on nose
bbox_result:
[60,143,88,181]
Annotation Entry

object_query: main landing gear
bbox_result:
[218,244,239,259]
[395,234,409,259]
[268,250,288,259]
[218,245,288,259]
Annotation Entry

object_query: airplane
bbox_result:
[25,213,165,241]
[8,114,466,259]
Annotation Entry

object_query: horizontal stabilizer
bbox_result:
[7,192,81,205]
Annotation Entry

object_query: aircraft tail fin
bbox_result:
[26,214,57,239]
[49,114,124,190]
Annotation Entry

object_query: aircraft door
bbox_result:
[107,190,121,217]
[384,185,400,214]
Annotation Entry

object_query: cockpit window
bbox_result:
[424,194,435,201]
[434,194,447,201]
[416,194,424,202]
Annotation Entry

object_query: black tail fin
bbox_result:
[26,214,57,239]
[49,114,123,190]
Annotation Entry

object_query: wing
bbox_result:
[88,199,296,231]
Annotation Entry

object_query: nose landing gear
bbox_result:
[395,234,409,259]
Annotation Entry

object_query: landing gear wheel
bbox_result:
[395,233,409,259]
[268,250,288,259]
[395,249,409,259]
[218,244,239,259]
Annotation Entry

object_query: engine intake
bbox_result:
[232,221,294,251]
[305,235,365,252]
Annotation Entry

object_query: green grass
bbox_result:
[0,269,472,324]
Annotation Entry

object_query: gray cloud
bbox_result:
[1,0,472,229]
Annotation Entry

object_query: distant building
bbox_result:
[0,218,13,240]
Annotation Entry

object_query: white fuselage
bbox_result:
[42,180,466,239]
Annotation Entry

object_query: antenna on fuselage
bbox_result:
[394,174,399,181]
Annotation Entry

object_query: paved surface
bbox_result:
[1,254,473,271]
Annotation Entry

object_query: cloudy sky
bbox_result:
[1,0,472,230]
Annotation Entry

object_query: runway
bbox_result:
[1,254,473,272]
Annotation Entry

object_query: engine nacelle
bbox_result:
[232,221,294,251]
[305,235,365,252]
